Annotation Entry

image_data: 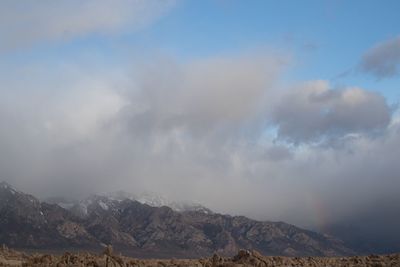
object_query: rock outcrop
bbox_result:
[1,246,399,267]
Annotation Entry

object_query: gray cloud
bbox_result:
[272,80,391,143]
[126,55,287,137]
[0,52,289,198]
[0,52,399,252]
[0,0,176,50]
[359,36,400,78]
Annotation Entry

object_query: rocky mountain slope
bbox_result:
[0,182,353,258]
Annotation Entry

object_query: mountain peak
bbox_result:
[104,190,213,214]
[0,181,12,189]
[0,181,19,196]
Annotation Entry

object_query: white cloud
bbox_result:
[0,0,176,50]
[272,80,391,143]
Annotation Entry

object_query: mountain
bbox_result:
[103,190,213,214]
[0,182,97,249]
[46,191,213,217]
[0,182,353,258]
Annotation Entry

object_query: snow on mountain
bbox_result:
[44,196,77,210]
[69,194,122,217]
[106,191,213,214]
[0,181,18,195]
[45,189,212,218]
[0,181,39,205]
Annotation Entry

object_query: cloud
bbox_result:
[126,54,288,137]
[0,51,289,197]
[0,0,176,50]
[272,80,391,143]
[0,51,399,253]
[359,36,400,79]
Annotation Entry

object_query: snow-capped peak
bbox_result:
[136,192,171,207]
[53,190,213,217]
[0,181,30,198]
[0,181,17,194]
[69,194,120,217]
[105,190,213,214]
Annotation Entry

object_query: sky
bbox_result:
[1,0,400,250]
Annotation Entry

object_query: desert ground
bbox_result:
[1,245,399,267]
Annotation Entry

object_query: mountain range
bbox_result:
[0,181,353,258]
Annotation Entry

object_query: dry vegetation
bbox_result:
[1,245,399,267]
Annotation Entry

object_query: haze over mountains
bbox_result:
[0,181,353,258]
[5,182,396,255]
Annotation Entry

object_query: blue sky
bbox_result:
[121,0,400,102]
[3,0,399,102]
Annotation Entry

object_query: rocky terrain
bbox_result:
[1,245,399,267]
[0,182,352,258]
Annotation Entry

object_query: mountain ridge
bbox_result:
[0,181,353,258]
[45,190,213,216]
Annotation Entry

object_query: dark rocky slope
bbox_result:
[0,182,353,257]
